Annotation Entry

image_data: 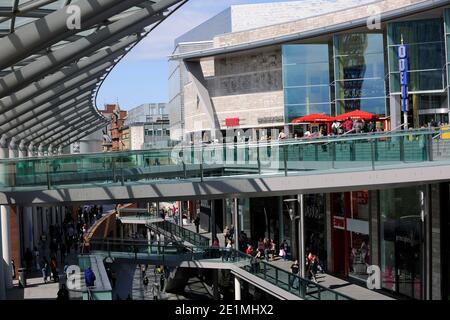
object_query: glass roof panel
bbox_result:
[14,16,38,28]
[0,0,12,7]
[40,0,66,10]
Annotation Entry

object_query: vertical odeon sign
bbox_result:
[398,44,409,113]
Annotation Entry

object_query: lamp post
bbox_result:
[284,194,305,278]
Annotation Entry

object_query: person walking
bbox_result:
[42,257,50,284]
[143,276,149,293]
[194,216,200,233]
[50,256,59,282]
[290,260,300,289]
[222,239,233,262]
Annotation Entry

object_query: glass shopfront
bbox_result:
[304,194,327,270]
[388,19,445,94]
[380,186,425,300]
[333,33,387,115]
[282,44,332,122]
[330,191,370,280]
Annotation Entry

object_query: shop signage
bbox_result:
[258,116,284,124]
[333,216,346,230]
[398,44,409,113]
[225,118,240,127]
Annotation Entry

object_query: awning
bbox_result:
[291,114,336,123]
[335,110,380,121]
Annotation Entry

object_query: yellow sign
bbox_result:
[442,126,450,140]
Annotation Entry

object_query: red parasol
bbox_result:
[291,114,336,123]
[335,110,379,121]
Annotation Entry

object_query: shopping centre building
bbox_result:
[2,0,450,302]
[170,0,450,140]
[168,0,450,300]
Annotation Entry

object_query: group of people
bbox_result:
[291,252,324,285]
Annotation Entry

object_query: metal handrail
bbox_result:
[87,239,352,300]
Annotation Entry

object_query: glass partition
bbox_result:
[333,33,386,116]
[0,129,442,192]
[282,44,332,122]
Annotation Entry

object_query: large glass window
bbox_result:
[282,44,331,122]
[334,33,387,115]
[388,19,445,94]
[445,9,450,110]
[380,186,424,300]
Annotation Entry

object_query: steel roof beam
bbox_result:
[0,0,177,98]
[0,60,111,121]
[27,111,95,145]
[0,35,135,113]
[0,83,96,136]
[0,0,152,71]
[15,102,92,141]
[50,120,105,148]
[0,68,104,128]
[37,114,99,145]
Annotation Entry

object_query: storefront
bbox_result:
[304,194,327,270]
[330,191,371,281]
[380,186,425,300]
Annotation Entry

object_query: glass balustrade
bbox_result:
[149,220,210,247]
[87,239,351,300]
[0,129,443,192]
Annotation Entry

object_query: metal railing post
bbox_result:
[428,134,434,161]
[257,142,261,175]
[400,135,405,162]
[331,142,336,169]
[370,139,375,171]
[45,161,51,190]
[283,145,288,177]
[200,145,204,182]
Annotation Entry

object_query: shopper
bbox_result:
[42,257,50,283]
[194,216,200,233]
[290,260,300,289]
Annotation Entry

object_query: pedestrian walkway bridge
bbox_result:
[2,129,450,205]
[84,238,351,301]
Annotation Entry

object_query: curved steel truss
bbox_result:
[0,0,187,152]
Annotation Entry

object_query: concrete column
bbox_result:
[57,146,63,155]
[234,276,241,301]
[23,208,34,254]
[0,212,5,299]
[1,206,12,289]
[8,140,18,159]
[37,144,44,157]
[28,143,35,157]
[390,95,402,130]
[0,136,13,290]
[32,207,40,250]
[18,141,28,158]
[210,200,216,239]
[326,194,333,272]
[233,198,239,250]
[369,190,380,268]
[278,197,284,247]
[430,184,442,300]
[48,145,53,157]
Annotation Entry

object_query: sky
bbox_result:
[96,0,299,110]
[96,0,374,110]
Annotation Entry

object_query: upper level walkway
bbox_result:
[86,238,348,300]
[1,129,450,205]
